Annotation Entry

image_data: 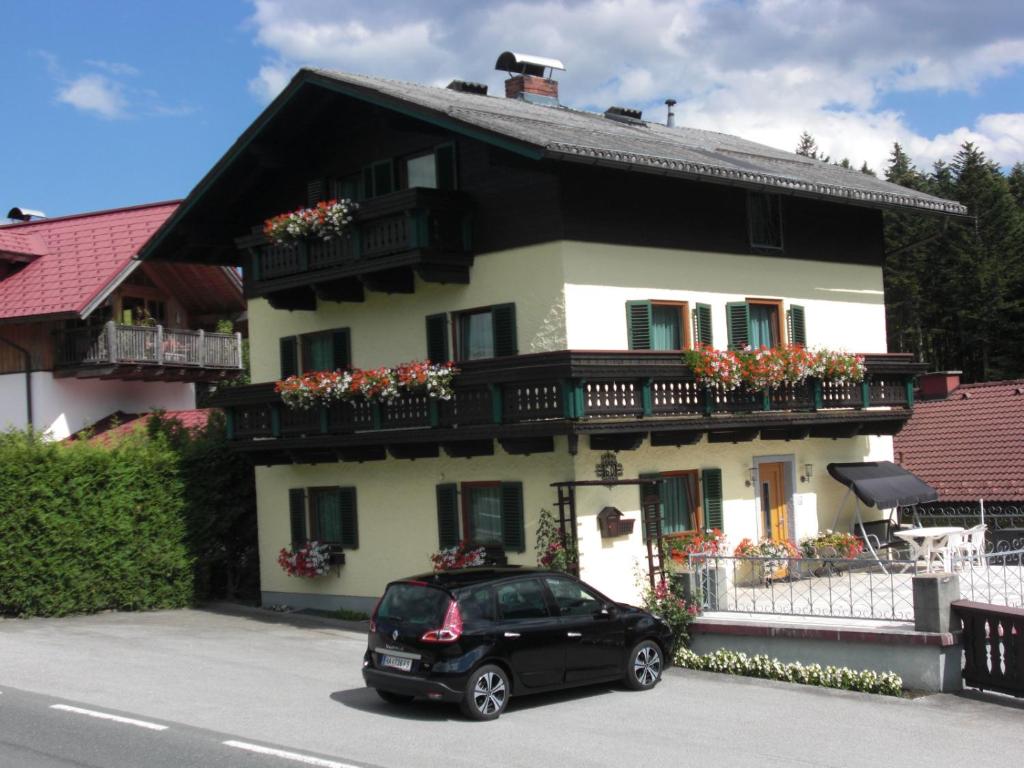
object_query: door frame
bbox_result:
[753,454,796,542]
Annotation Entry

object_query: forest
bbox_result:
[796,133,1024,383]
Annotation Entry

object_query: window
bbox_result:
[405,152,437,189]
[453,303,516,360]
[122,296,166,326]
[726,299,799,350]
[288,487,358,549]
[639,469,723,534]
[435,482,525,552]
[640,471,700,534]
[627,301,704,351]
[543,576,602,617]
[458,586,496,623]
[279,328,350,378]
[362,160,395,199]
[400,144,457,191]
[496,579,551,621]
[748,192,783,249]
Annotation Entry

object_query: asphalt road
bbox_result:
[1,606,1023,768]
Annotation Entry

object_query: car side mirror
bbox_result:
[597,605,616,619]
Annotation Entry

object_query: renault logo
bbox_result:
[392,629,399,642]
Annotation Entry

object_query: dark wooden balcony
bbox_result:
[54,321,244,383]
[236,188,473,308]
[211,351,924,465]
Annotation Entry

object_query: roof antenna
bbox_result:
[665,99,676,128]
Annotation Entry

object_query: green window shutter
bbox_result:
[361,166,374,198]
[306,178,328,206]
[787,305,806,347]
[701,468,724,531]
[693,303,713,347]
[726,302,751,350]
[289,488,307,545]
[425,313,450,363]
[626,300,653,350]
[436,483,460,548]
[332,329,351,369]
[435,143,457,190]
[279,336,299,379]
[492,303,518,357]
[373,160,394,196]
[638,472,662,542]
[499,482,525,552]
[339,487,358,549]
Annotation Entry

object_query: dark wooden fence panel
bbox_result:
[954,600,1024,697]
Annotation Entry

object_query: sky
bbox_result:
[1,0,1022,219]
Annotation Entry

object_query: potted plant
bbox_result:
[430,541,487,572]
[277,540,331,578]
[665,529,727,563]
[733,537,801,586]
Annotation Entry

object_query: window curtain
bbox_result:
[749,305,778,348]
[307,335,334,371]
[662,475,696,533]
[463,312,495,359]
[651,306,681,350]
[315,491,343,542]
[469,486,503,544]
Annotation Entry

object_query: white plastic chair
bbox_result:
[956,524,988,569]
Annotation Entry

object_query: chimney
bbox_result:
[495,51,565,107]
[665,99,677,128]
[917,371,962,400]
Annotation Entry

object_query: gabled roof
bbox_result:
[69,408,214,443]
[140,67,967,264]
[303,69,967,217]
[894,380,1024,502]
[0,201,241,322]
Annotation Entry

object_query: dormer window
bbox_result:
[748,192,783,250]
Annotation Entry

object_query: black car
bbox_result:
[362,567,673,720]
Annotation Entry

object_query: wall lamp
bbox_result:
[745,466,757,487]
[800,463,814,483]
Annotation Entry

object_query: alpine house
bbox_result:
[140,53,967,610]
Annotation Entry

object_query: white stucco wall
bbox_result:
[0,372,196,440]
[256,441,574,603]
[561,242,887,353]
[248,242,567,382]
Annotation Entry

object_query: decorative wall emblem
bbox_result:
[595,451,623,486]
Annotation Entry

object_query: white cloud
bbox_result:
[244,0,1024,170]
[56,74,127,119]
[85,59,141,77]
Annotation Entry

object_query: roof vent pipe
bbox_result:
[665,99,676,128]
[6,207,47,222]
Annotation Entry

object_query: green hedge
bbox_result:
[0,429,194,617]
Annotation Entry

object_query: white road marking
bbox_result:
[49,704,168,731]
[223,740,361,768]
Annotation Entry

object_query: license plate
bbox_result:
[379,654,413,672]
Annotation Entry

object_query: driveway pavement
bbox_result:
[1,605,1022,768]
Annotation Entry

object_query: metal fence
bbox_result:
[689,553,920,622]
[902,503,1024,553]
[955,549,1024,607]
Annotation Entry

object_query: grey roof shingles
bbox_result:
[309,68,968,217]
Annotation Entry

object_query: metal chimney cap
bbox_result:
[7,207,47,221]
[495,51,566,77]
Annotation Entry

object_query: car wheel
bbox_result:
[624,639,663,690]
[460,664,510,721]
[376,689,415,705]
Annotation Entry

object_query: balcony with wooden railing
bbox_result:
[54,321,244,382]
[211,351,924,464]
[236,188,473,307]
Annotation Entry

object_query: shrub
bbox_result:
[675,648,903,696]
[639,576,700,654]
[0,429,193,617]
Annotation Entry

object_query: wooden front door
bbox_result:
[759,462,790,577]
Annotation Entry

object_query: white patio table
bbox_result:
[893,527,965,572]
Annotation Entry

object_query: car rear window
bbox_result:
[377,582,451,626]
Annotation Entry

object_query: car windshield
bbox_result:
[377,582,451,626]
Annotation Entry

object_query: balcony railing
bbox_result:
[213,351,921,442]
[55,321,244,370]
[239,188,472,293]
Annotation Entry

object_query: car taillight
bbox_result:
[420,599,463,643]
[369,596,383,633]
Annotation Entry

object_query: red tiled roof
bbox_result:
[73,409,215,443]
[894,380,1024,502]
[0,229,49,258]
[0,201,179,321]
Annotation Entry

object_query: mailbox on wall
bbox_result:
[597,506,635,538]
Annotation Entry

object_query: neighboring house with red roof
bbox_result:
[895,372,1024,546]
[0,202,245,439]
